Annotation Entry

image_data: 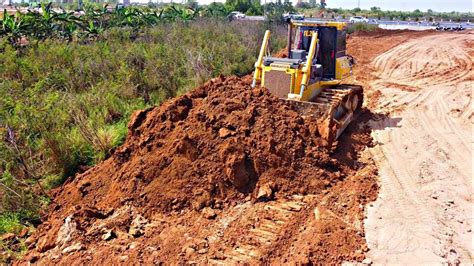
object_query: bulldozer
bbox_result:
[252,20,363,145]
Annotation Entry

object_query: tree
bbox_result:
[412,8,423,18]
[370,6,380,12]
[283,0,293,11]
[203,2,229,17]
[296,2,312,9]
[185,0,199,10]
[264,0,294,23]
[320,0,326,9]
[246,0,263,15]
[225,0,251,13]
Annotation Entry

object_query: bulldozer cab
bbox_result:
[292,25,347,79]
[253,21,351,100]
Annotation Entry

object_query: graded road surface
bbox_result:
[357,32,473,264]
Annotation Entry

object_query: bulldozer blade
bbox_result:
[284,85,363,146]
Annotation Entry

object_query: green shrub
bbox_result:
[347,22,378,34]
[0,209,38,234]
[0,213,23,234]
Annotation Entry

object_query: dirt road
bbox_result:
[362,33,473,264]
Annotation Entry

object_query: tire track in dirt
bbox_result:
[364,32,473,264]
[208,195,311,263]
[373,34,473,89]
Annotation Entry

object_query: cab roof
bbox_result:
[290,20,347,30]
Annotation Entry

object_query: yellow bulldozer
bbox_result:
[252,20,363,145]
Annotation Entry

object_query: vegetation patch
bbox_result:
[347,22,378,33]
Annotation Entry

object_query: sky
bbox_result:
[5,0,472,12]
[325,0,472,12]
[198,0,473,12]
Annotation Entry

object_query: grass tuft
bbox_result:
[347,23,379,34]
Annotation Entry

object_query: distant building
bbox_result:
[123,0,130,6]
[3,0,12,5]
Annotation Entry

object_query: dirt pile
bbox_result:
[21,75,378,264]
[68,75,335,213]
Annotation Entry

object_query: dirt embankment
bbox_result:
[19,73,378,264]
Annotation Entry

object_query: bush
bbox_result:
[347,22,378,34]
[264,2,294,23]
[0,210,35,262]
[0,212,34,234]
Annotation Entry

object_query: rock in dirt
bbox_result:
[314,207,321,220]
[129,226,144,237]
[25,252,40,263]
[218,128,234,138]
[56,215,77,247]
[62,242,83,254]
[362,258,373,265]
[197,248,208,254]
[24,235,36,249]
[18,227,29,238]
[184,247,195,257]
[202,207,217,219]
[37,235,56,252]
[1,251,12,262]
[257,184,273,200]
[225,152,250,190]
[1,233,15,242]
[129,215,148,237]
[102,229,116,241]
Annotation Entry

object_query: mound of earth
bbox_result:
[21,75,378,264]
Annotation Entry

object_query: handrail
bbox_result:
[252,30,270,88]
[299,31,318,97]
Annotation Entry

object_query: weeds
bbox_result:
[346,22,379,33]
[0,212,26,234]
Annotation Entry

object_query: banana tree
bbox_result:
[51,11,82,41]
[1,10,26,45]
[161,5,197,22]
[1,3,203,45]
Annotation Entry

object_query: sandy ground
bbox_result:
[362,32,473,264]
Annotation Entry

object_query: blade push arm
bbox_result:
[299,31,318,97]
[252,30,271,88]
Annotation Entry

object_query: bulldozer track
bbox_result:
[209,195,312,264]
[313,85,363,108]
